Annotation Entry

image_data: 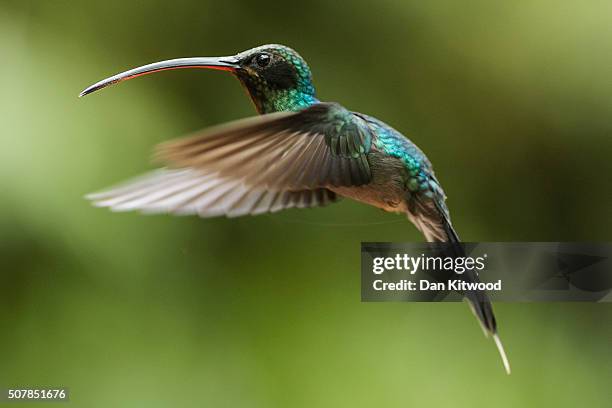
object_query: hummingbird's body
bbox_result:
[334,113,450,242]
[81,44,509,373]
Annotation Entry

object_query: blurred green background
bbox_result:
[1,1,611,407]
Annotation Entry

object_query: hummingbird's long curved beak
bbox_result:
[79,56,240,97]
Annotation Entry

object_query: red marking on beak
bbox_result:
[79,56,240,97]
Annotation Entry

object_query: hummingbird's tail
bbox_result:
[408,194,511,374]
[440,212,511,375]
[461,268,511,374]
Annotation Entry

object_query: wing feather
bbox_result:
[156,103,372,190]
[87,169,338,217]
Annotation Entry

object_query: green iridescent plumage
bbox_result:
[369,117,432,192]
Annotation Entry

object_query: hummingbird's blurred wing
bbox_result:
[87,168,338,217]
[156,102,372,190]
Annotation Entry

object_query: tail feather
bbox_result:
[444,220,511,374]
[493,334,511,375]
[413,196,511,374]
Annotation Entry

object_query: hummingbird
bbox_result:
[80,44,510,374]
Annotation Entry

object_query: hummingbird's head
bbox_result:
[80,44,317,114]
[231,44,316,113]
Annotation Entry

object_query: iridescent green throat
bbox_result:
[263,88,319,113]
[238,75,318,114]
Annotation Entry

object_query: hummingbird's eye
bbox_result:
[254,53,271,68]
